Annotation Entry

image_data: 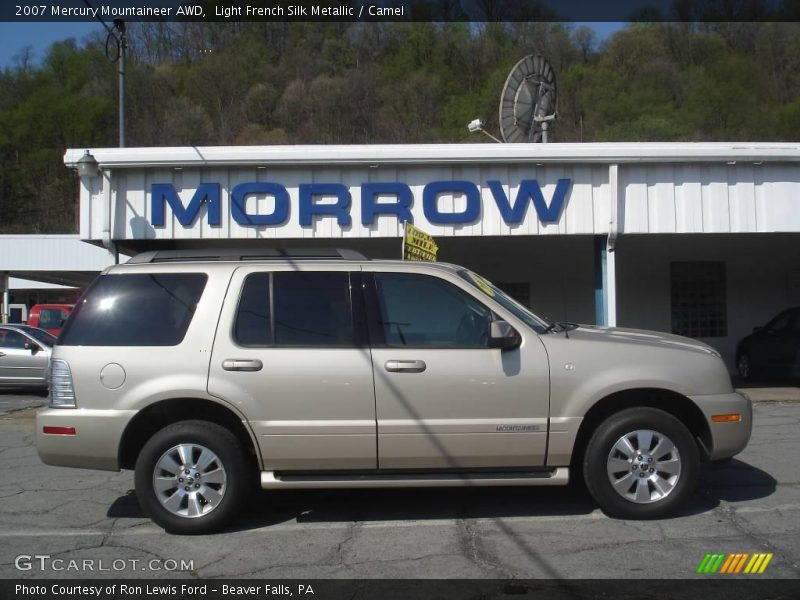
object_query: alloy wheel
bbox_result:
[606,429,682,504]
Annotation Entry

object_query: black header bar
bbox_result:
[2,0,799,23]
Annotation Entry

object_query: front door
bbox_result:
[0,329,48,386]
[364,269,550,470]
[208,267,377,471]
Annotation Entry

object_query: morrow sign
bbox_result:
[150,179,572,228]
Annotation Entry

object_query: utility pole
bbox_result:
[84,1,126,147]
[115,19,126,147]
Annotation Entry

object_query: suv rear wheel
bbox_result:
[135,420,249,534]
[583,407,699,519]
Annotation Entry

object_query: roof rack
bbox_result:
[126,248,369,264]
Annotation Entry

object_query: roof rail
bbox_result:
[126,248,369,264]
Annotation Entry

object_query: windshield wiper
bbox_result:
[543,321,579,335]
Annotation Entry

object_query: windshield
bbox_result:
[20,327,56,347]
[457,270,550,333]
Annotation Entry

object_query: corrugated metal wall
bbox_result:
[82,161,800,242]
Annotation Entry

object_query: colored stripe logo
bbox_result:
[696,553,773,574]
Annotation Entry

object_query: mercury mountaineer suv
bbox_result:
[37,248,752,533]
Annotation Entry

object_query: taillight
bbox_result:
[43,426,76,435]
[49,359,77,408]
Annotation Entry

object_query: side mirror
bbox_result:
[25,341,39,354]
[489,320,522,350]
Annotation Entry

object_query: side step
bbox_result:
[261,468,569,489]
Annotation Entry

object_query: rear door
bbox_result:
[208,266,377,471]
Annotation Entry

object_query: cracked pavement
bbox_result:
[0,397,798,579]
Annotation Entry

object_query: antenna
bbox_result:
[499,55,558,143]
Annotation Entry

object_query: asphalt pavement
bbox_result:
[0,391,798,580]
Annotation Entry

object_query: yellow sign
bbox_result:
[403,222,438,262]
[466,271,496,297]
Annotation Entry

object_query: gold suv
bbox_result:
[37,248,752,533]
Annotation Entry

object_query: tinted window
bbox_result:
[766,311,792,332]
[274,272,353,346]
[0,329,27,349]
[235,274,271,346]
[233,272,354,347]
[59,273,207,346]
[374,273,492,348]
[23,328,56,347]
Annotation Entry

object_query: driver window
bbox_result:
[374,273,492,348]
[766,312,791,332]
[0,330,27,349]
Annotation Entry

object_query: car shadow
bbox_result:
[732,376,800,388]
[0,388,47,397]
[670,458,778,517]
[106,459,777,529]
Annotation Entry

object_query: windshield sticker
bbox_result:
[467,272,496,297]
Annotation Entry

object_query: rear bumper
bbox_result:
[36,408,135,471]
[690,391,753,460]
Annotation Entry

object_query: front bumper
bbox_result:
[36,408,136,471]
[690,391,753,460]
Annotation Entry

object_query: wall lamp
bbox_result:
[76,150,100,178]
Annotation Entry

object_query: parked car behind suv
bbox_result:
[736,307,800,381]
[37,249,752,533]
[0,325,56,390]
[28,303,73,337]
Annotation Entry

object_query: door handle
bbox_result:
[385,359,426,373]
[0,352,5,358]
[222,359,263,372]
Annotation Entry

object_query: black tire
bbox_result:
[582,407,699,519]
[135,420,249,534]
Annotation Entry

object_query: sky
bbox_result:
[0,22,99,68]
[0,21,626,69]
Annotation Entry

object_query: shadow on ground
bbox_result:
[732,376,800,389]
[106,459,777,531]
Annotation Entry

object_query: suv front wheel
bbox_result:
[583,407,699,519]
[135,420,249,534]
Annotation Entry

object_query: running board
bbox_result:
[260,468,569,489]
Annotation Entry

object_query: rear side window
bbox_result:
[59,273,207,346]
[234,272,355,347]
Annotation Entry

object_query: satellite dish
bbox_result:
[499,55,557,143]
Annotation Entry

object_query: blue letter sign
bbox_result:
[299,184,351,227]
[487,179,571,224]
[151,183,221,227]
[149,178,573,230]
[231,182,289,226]
[423,181,481,225]
[361,183,414,225]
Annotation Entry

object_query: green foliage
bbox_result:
[1,22,799,233]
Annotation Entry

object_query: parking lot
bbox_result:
[0,390,799,580]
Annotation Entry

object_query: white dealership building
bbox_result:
[2,142,799,371]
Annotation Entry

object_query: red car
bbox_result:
[27,304,73,337]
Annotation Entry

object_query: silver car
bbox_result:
[36,249,752,533]
[0,325,55,390]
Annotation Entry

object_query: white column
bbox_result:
[606,164,620,327]
[1,272,8,324]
